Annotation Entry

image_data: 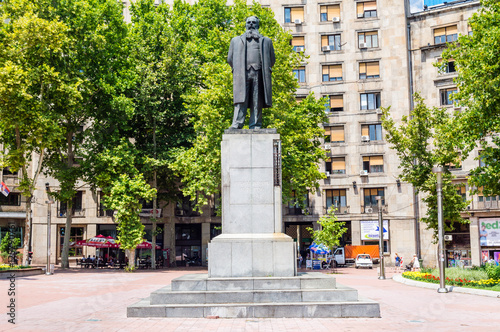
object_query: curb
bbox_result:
[393,274,500,298]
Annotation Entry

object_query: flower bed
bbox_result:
[402,271,500,289]
[0,264,32,271]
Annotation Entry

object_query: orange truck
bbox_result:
[333,245,380,266]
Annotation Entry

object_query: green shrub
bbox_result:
[429,267,488,281]
[485,263,500,279]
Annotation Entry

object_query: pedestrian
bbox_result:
[411,254,420,271]
[394,253,400,271]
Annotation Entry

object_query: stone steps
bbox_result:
[127,273,381,318]
[150,285,358,304]
[128,297,381,318]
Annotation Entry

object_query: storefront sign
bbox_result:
[360,220,389,240]
[139,209,162,217]
[479,218,500,246]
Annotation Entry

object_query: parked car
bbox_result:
[355,254,373,269]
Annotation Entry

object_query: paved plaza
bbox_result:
[1,266,498,331]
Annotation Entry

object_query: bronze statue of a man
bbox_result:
[228,16,275,129]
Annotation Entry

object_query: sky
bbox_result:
[411,0,425,13]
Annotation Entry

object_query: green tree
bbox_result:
[25,0,134,269]
[381,94,469,240]
[440,0,500,197]
[104,173,156,270]
[307,207,347,270]
[0,2,68,265]
[170,0,327,210]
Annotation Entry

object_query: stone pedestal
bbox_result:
[208,129,295,277]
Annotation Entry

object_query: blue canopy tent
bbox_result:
[309,242,331,255]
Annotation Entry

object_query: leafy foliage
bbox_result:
[169,0,327,209]
[104,173,156,250]
[381,94,469,240]
[440,0,500,197]
[307,207,347,251]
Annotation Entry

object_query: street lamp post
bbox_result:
[45,183,54,276]
[432,167,448,293]
[376,196,385,280]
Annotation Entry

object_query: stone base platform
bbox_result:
[127,273,380,318]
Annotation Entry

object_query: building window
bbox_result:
[59,226,84,257]
[326,157,346,175]
[361,124,383,141]
[364,188,385,208]
[360,92,381,110]
[358,31,378,48]
[325,126,345,143]
[321,34,341,51]
[457,185,467,202]
[442,61,456,73]
[326,95,343,112]
[357,1,377,19]
[434,25,458,44]
[359,62,380,79]
[326,189,347,212]
[296,96,305,103]
[285,7,304,23]
[320,4,340,22]
[363,155,384,173]
[293,66,306,83]
[98,192,114,217]
[479,152,488,167]
[446,155,462,170]
[291,36,305,52]
[0,192,20,206]
[322,64,343,82]
[58,191,83,217]
[0,226,23,249]
[440,87,457,106]
[288,190,309,215]
[2,167,18,176]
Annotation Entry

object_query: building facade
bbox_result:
[2,0,495,269]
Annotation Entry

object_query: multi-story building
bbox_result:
[2,0,494,269]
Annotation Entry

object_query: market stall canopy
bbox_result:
[309,242,331,255]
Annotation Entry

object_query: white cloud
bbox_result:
[410,0,424,13]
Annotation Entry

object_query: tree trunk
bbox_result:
[60,200,73,268]
[126,248,136,270]
[22,196,32,266]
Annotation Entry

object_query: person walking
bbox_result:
[394,253,400,272]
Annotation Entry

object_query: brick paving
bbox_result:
[1,265,498,331]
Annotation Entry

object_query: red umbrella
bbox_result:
[136,240,161,249]
[72,235,119,248]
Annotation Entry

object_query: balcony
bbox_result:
[175,209,200,217]
[286,207,310,215]
[324,205,349,214]
[57,208,85,218]
[98,206,114,217]
[477,200,499,210]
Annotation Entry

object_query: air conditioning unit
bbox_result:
[324,144,331,150]
[294,19,302,25]
[328,45,337,51]
[376,108,383,114]
[295,46,304,52]
[322,46,330,52]
[365,207,374,213]
[325,171,331,177]
[444,235,453,241]
[359,42,368,49]
[360,170,368,176]
[361,135,370,142]
[357,13,364,18]
[332,17,340,22]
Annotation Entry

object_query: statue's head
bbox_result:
[246,16,260,31]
